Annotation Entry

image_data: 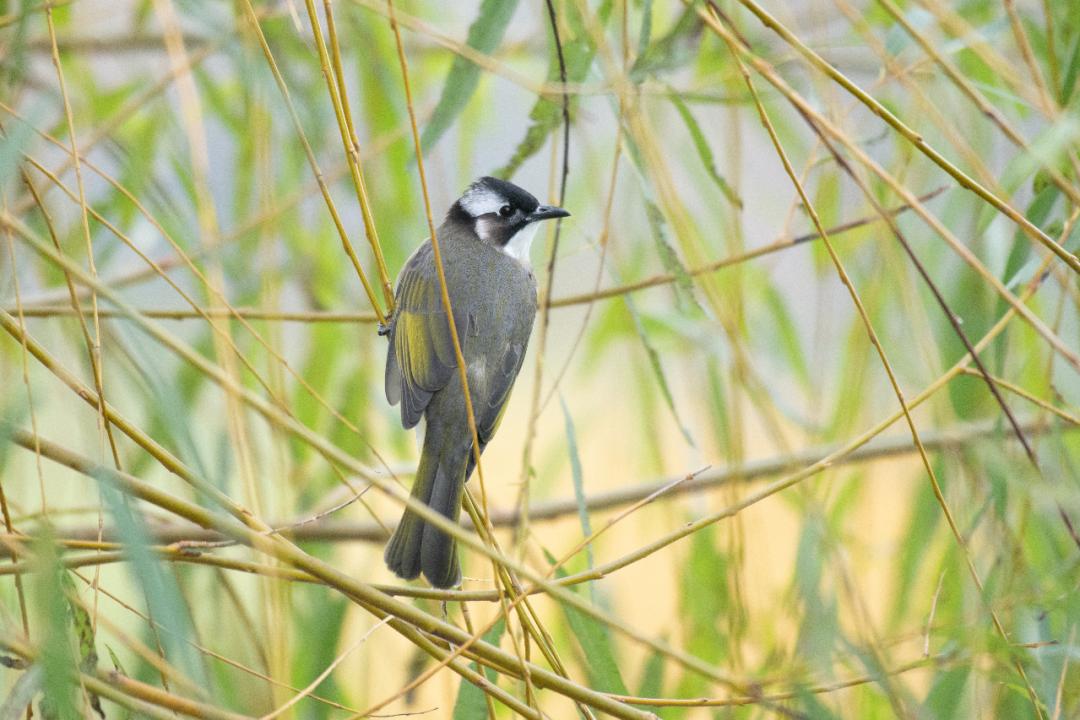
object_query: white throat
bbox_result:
[502,222,539,265]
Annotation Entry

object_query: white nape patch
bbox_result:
[502,221,539,265]
[459,185,505,217]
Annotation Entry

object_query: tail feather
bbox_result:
[384,429,468,588]
[419,457,466,588]
[383,446,435,581]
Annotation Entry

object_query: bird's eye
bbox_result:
[498,204,513,217]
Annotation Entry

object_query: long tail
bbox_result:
[384,428,468,588]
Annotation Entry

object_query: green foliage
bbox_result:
[548,551,630,697]
[420,0,521,153]
[1,0,1078,718]
[100,483,209,691]
[451,617,505,719]
[561,393,594,570]
[292,591,348,719]
[667,90,742,209]
[497,0,612,178]
[622,289,696,448]
[32,540,79,720]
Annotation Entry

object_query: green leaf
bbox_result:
[628,8,701,81]
[0,107,38,192]
[100,481,209,690]
[58,571,98,674]
[621,291,696,447]
[497,0,612,178]
[292,592,348,720]
[679,526,729,664]
[794,515,839,671]
[1002,185,1058,291]
[32,537,79,720]
[560,394,594,571]
[666,90,742,208]
[643,198,700,314]
[420,0,521,152]
[105,645,127,674]
[635,648,665,702]
[58,572,103,718]
[759,278,812,390]
[452,618,505,720]
[620,131,703,315]
[0,0,32,96]
[921,665,970,719]
[705,361,733,456]
[544,550,630,696]
[793,684,841,720]
[1062,29,1080,105]
[636,0,653,58]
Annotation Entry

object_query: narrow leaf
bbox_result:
[32,537,78,720]
[636,0,654,58]
[621,291,695,447]
[628,8,701,81]
[451,618,505,719]
[621,131,703,314]
[1062,30,1080,105]
[0,108,38,191]
[100,481,209,689]
[667,90,742,208]
[420,0,521,152]
[497,0,612,178]
[759,279,811,390]
[560,394,594,571]
[635,648,665,702]
[59,572,103,718]
[543,549,629,695]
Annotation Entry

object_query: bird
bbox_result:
[382,176,570,588]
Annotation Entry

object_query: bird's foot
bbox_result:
[377,313,393,336]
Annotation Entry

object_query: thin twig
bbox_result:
[728,0,1080,275]
[41,417,1073,547]
[6,188,944,321]
[238,0,386,324]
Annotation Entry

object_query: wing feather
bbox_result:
[385,242,459,429]
[478,343,525,444]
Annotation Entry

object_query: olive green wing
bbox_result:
[384,243,463,429]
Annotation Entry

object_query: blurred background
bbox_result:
[1,0,1078,717]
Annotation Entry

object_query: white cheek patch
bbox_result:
[502,221,539,265]
[475,216,497,243]
[460,186,505,217]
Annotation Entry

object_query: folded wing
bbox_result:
[384,243,461,429]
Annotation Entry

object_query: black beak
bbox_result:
[528,205,570,222]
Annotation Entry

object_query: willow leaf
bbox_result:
[451,618,505,719]
[544,549,629,696]
[668,89,742,208]
[496,0,612,178]
[623,292,696,447]
[560,394,594,571]
[421,0,520,152]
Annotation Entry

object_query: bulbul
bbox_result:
[383,176,569,588]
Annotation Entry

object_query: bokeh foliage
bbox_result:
[0,0,1078,718]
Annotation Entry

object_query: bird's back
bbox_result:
[429,225,537,421]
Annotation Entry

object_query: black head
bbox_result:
[447,176,569,261]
